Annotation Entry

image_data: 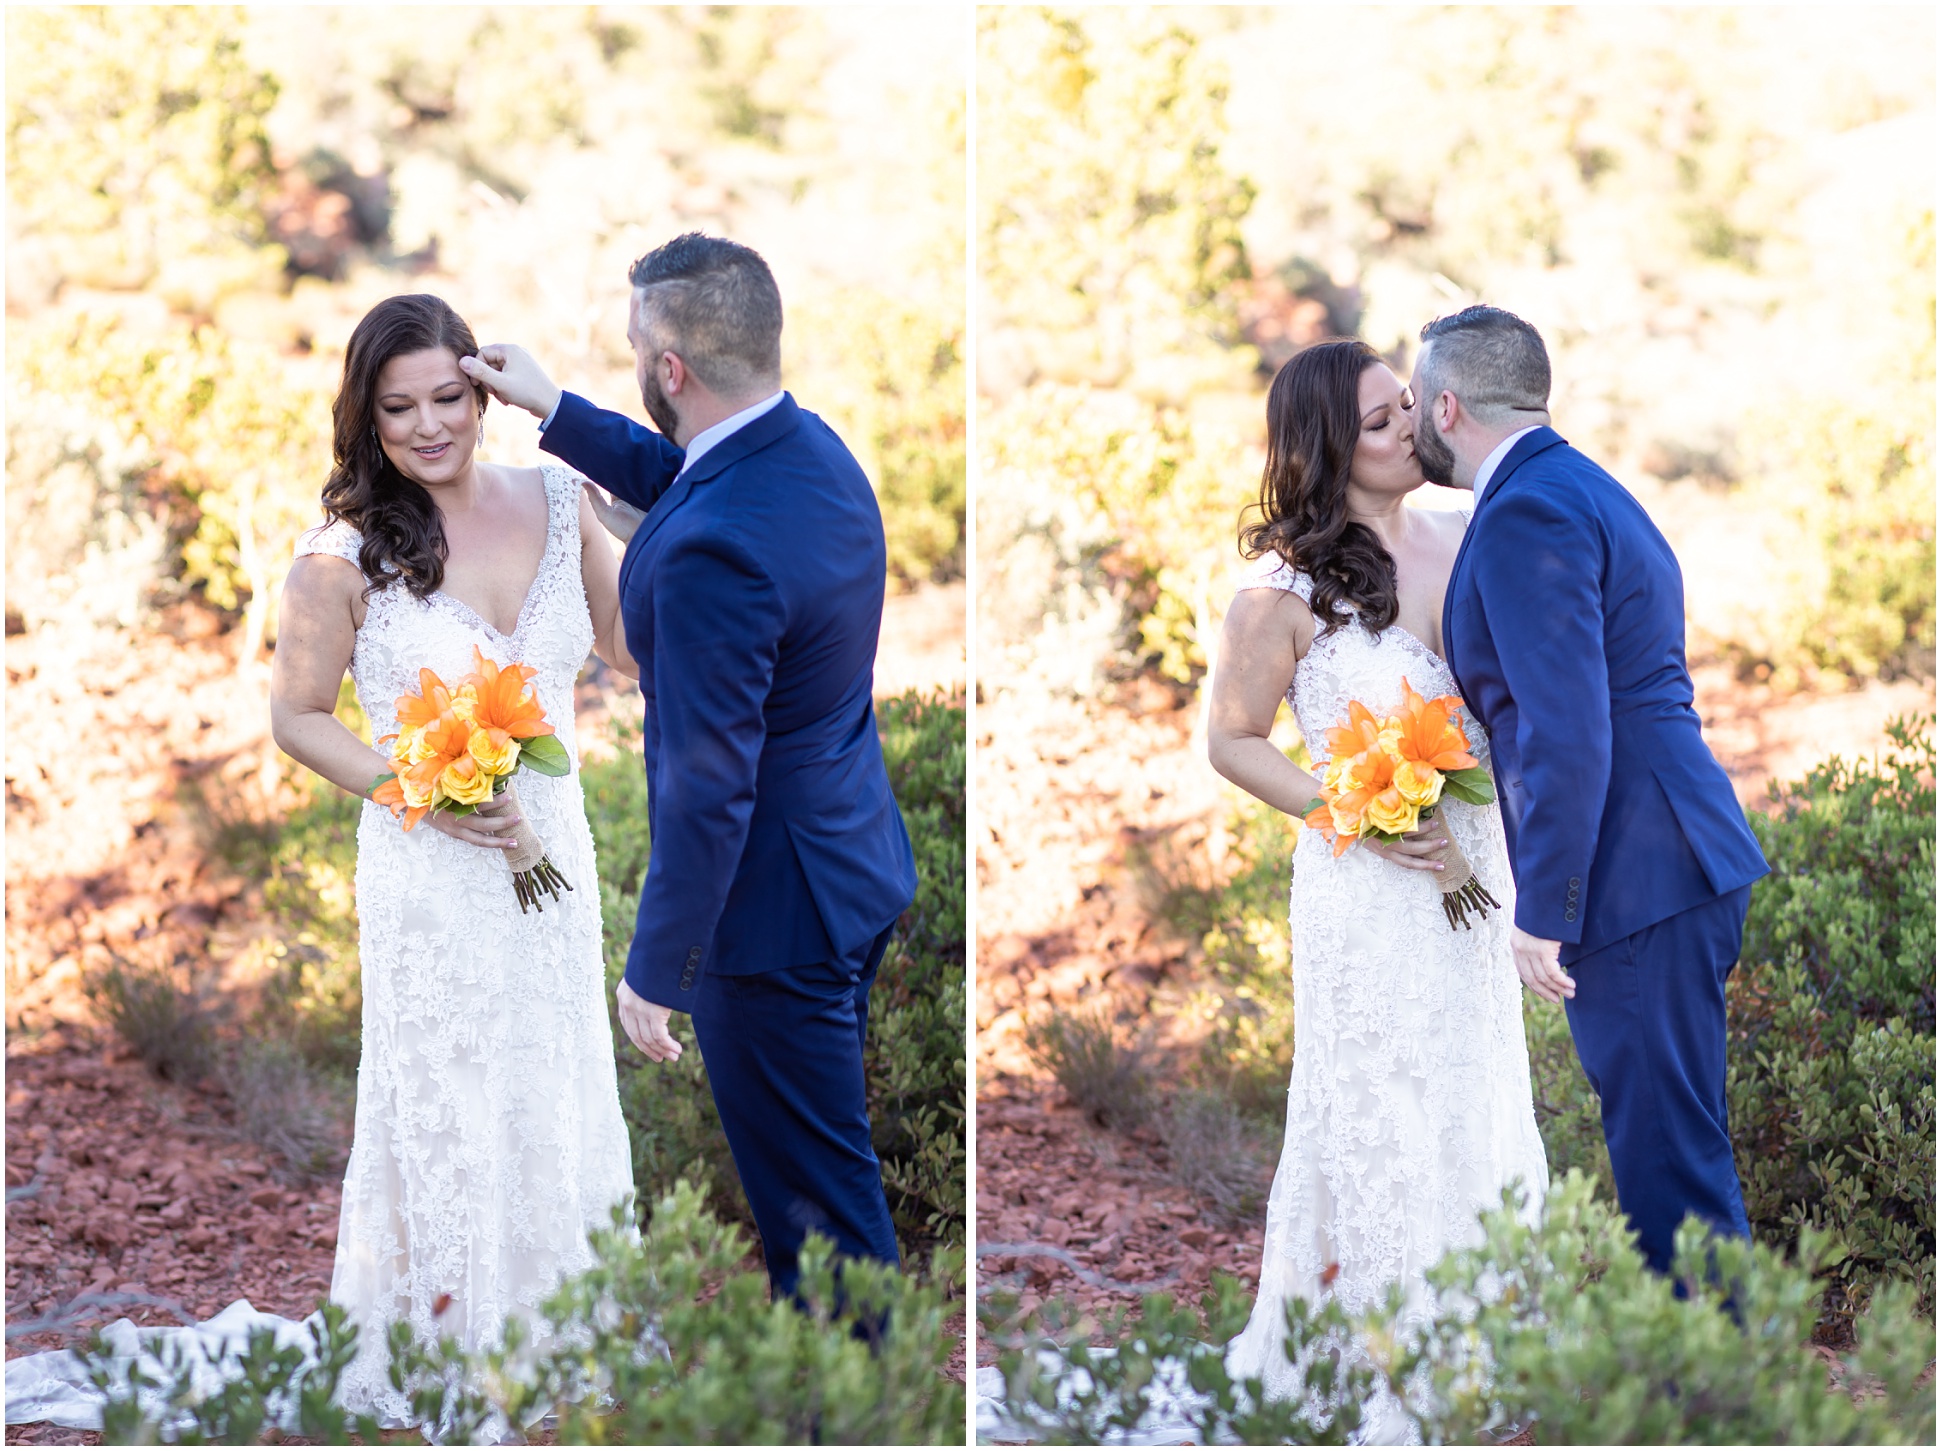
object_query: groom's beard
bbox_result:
[1414,412,1459,488]
[639,372,682,442]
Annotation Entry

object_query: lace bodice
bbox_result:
[295,464,592,766]
[1236,552,1492,776]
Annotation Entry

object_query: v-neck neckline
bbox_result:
[431,468,553,641]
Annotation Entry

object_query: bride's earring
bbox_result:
[476,418,485,450]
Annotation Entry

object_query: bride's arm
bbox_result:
[268,558,520,850]
[579,490,638,678]
[270,556,398,797]
[1206,588,1323,815]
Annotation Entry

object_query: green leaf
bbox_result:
[519,733,572,777]
[1299,796,1327,818]
[1441,767,1497,805]
[368,772,397,797]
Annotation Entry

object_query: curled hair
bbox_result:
[320,294,485,599]
[1238,338,1398,634]
[628,232,782,396]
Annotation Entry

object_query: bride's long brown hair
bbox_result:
[320,294,486,600]
[1238,338,1400,635]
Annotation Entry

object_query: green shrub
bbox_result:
[1729,715,1936,1322]
[587,690,967,1255]
[1022,1005,1153,1132]
[218,1038,349,1181]
[82,954,222,1083]
[983,1272,1374,1445]
[88,1186,965,1445]
[870,691,968,1248]
[987,1173,1936,1446]
[1159,1088,1265,1226]
[1391,1173,1936,1445]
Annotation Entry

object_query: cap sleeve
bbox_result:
[1234,551,1314,603]
[294,518,363,567]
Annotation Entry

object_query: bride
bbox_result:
[267,293,638,1424]
[1207,338,1548,1442]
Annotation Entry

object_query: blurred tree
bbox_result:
[6,5,285,309]
[978,7,1256,397]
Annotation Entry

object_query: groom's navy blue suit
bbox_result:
[541,390,917,1296]
[1444,426,1768,1272]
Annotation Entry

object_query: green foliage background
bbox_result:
[6,5,966,651]
[977,7,1934,697]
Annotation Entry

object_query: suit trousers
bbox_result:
[1563,886,1754,1273]
[690,923,902,1301]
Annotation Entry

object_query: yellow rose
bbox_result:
[395,723,441,767]
[467,725,521,779]
[1391,756,1444,809]
[438,755,497,807]
[447,683,480,723]
[1364,786,1420,836]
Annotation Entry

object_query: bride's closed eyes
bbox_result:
[383,391,467,415]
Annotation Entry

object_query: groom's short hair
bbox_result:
[629,233,783,396]
[1417,305,1550,425]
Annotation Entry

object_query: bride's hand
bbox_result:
[423,792,523,851]
[582,479,646,546]
[1361,822,1451,873]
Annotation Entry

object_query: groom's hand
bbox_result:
[582,480,647,545]
[461,345,563,422]
[615,978,683,1063]
[1511,927,1576,1004]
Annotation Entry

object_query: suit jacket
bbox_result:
[1444,427,1767,962]
[542,391,918,1007]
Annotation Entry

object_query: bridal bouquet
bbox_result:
[1301,679,1503,929]
[370,647,575,913]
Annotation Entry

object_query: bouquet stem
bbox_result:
[1425,806,1502,931]
[497,779,574,914]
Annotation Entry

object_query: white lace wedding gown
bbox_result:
[312,463,637,1423]
[1223,554,1548,1444]
[4,465,636,1435]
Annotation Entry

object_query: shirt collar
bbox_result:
[1473,424,1543,505]
[678,390,786,479]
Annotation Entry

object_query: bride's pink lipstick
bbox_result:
[413,443,452,460]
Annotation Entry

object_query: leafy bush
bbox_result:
[986,1173,1936,1446]
[983,1273,1374,1445]
[588,691,967,1254]
[1392,1173,1936,1445]
[218,1038,349,1181]
[870,691,968,1247]
[88,1185,965,1444]
[1022,1005,1153,1132]
[1159,1088,1265,1226]
[1729,715,1936,1322]
[81,954,222,1083]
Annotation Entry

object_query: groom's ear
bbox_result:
[662,351,689,397]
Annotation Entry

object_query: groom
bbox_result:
[462,233,917,1299]
[1408,305,1769,1275]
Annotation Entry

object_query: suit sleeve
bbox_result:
[1471,487,1610,944]
[623,530,784,1007]
[539,392,684,513]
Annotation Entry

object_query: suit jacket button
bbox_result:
[679,973,694,990]
[1569,877,1581,888]
[1564,909,1577,923]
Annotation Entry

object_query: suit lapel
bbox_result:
[619,395,805,591]
[1444,426,1567,701]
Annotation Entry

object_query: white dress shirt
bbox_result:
[1472,424,1543,505]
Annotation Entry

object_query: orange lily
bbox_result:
[1391,677,1478,772]
[463,646,555,739]
[1324,699,1396,763]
